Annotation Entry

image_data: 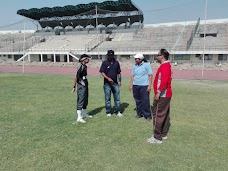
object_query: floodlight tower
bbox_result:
[202,0,208,80]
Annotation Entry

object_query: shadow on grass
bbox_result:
[88,106,105,116]
[88,102,130,116]
[121,102,129,113]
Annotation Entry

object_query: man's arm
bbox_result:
[72,65,81,93]
[157,66,170,93]
[129,76,134,91]
[101,72,113,82]
[72,77,77,93]
[117,73,122,87]
[117,62,122,86]
[146,63,153,92]
[129,66,135,91]
[155,65,170,100]
[99,61,113,83]
[147,74,153,92]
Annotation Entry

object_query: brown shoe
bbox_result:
[135,115,143,119]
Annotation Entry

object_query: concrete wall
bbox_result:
[1,53,228,63]
[29,54,39,62]
[168,54,228,63]
[0,54,14,61]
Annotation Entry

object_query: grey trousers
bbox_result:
[77,84,88,110]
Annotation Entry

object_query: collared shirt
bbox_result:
[99,60,121,84]
[132,62,153,86]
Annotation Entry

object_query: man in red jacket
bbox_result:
[148,49,172,144]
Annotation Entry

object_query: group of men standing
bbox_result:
[72,49,172,144]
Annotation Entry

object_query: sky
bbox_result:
[0,0,228,30]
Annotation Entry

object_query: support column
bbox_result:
[54,54,56,63]
[67,53,70,63]
[28,54,31,62]
[41,54,43,62]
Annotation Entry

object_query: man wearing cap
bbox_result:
[129,53,153,121]
[147,49,172,144]
[72,54,92,123]
[99,50,123,117]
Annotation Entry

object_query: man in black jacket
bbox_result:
[72,54,92,123]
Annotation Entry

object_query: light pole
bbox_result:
[22,19,26,73]
[202,0,208,80]
[95,5,100,60]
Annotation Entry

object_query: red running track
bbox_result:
[0,65,228,80]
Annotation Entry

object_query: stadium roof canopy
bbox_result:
[17,0,144,29]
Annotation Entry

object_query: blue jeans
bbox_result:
[104,83,120,114]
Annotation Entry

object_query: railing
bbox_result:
[1,44,227,54]
[187,18,200,50]
[186,45,228,51]
[0,35,43,53]
[95,45,228,53]
[85,34,108,52]
[28,48,86,54]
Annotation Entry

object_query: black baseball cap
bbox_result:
[79,54,91,62]
[107,50,114,57]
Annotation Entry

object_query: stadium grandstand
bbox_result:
[0,0,228,64]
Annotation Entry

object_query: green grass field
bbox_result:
[0,73,228,171]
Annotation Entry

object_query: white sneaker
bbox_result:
[76,110,86,123]
[162,136,168,140]
[83,113,92,118]
[147,136,154,143]
[107,114,112,117]
[117,112,123,117]
[147,135,167,142]
[82,109,92,118]
[148,137,162,144]
[77,118,86,123]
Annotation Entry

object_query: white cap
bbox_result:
[134,53,144,59]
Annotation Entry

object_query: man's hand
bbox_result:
[154,92,160,101]
[107,77,113,83]
[129,85,133,91]
[118,82,122,87]
[71,87,76,93]
[147,85,151,92]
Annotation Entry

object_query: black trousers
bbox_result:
[133,85,152,119]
